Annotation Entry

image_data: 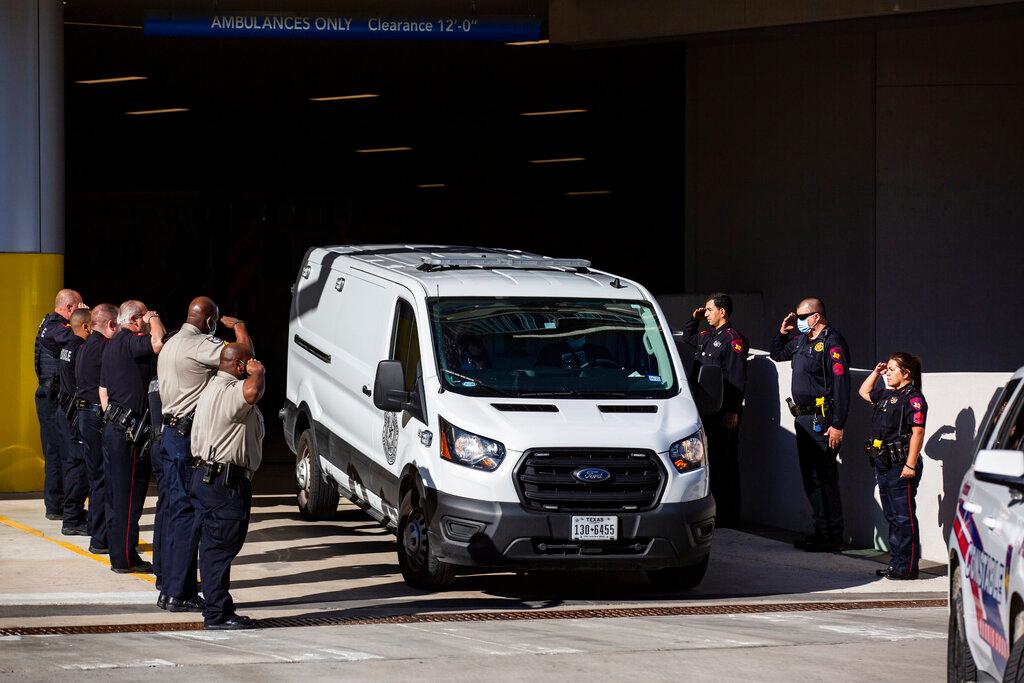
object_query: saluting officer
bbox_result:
[34,289,84,519]
[190,343,265,630]
[156,297,251,612]
[74,303,118,554]
[680,293,749,527]
[99,301,165,573]
[55,309,92,535]
[770,297,851,552]
[858,352,927,580]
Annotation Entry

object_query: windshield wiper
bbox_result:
[440,369,517,398]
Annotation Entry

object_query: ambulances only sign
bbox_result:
[144,13,542,41]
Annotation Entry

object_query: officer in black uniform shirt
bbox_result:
[680,293,748,527]
[99,300,165,573]
[770,297,851,552]
[74,303,118,554]
[34,288,84,519]
[858,352,927,580]
[55,309,92,535]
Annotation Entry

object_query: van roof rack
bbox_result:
[417,255,592,273]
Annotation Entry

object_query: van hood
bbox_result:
[429,382,702,453]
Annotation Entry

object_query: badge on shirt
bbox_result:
[910,398,923,410]
[890,396,898,404]
[813,342,824,352]
[713,340,722,348]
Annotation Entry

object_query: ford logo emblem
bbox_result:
[573,467,612,483]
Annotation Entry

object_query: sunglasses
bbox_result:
[795,311,820,321]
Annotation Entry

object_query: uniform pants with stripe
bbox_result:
[103,423,151,570]
[77,410,109,550]
[876,460,922,574]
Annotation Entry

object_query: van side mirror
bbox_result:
[693,365,724,415]
[373,360,423,416]
[974,449,1024,491]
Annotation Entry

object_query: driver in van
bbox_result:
[456,333,490,371]
[536,318,613,369]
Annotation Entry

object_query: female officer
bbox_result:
[858,352,927,580]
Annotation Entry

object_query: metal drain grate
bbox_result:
[0,598,946,637]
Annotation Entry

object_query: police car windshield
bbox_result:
[428,298,677,399]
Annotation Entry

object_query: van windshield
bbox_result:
[428,298,678,399]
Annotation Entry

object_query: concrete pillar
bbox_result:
[0,0,65,492]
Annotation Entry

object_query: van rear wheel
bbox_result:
[646,555,709,591]
[295,429,339,520]
[948,565,978,682]
[397,490,455,590]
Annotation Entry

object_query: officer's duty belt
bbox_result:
[74,399,102,414]
[791,404,822,417]
[163,414,185,427]
[193,458,253,483]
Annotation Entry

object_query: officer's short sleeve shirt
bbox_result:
[74,332,107,403]
[100,329,157,415]
[191,371,264,472]
[157,323,224,418]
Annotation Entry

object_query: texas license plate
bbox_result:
[571,516,618,541]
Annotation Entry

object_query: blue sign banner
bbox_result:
[144,13,542,42]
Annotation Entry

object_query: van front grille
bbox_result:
[514,448,666,512]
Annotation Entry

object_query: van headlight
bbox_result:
[668,430,706,472]
[439,417,506,472]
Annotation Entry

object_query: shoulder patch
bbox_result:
[832,362,845,376]
[698,330,709,337]
[207,336,223,345]
[813,341,824,352]
[910,397,924,411]
[912,411,925,425]
[731,339,745,354]
[829,346,842,362]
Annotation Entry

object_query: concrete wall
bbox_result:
[684,12,1024,373]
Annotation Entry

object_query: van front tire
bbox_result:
[948,565,978,682]
[398,489,455,590]
[295,429,339,520]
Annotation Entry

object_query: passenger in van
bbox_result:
[456,333,490,371]
[858,352,927,580]
[536,319,614,369]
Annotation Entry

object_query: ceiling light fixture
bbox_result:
[64,21,143,30]
[355,146,413,153]
[528,157,585,164]
[565,190,611,196]
[310,94,380,102]
[124,108,189,116]
[520,108,587,116]
[76,76,148,85]
[506,39,550,46]
[416,183,445,188]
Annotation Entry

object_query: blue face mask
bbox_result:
[796,317,813,334]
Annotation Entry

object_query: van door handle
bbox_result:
[962,502,983,514]
[982,517,1001,531]
[362,386,372,397]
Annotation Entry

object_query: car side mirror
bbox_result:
[693,364,724,416]
[373,360,409,412]
[373,360,423,416]
[974,449,1024,491]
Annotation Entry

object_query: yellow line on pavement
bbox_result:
[0,514,156,585]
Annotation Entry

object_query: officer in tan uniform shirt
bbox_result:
[155,296,251,613]
[189,342,264,630]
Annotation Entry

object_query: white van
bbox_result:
[281,245,721,590]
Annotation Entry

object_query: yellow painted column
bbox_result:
[0,254,64,491]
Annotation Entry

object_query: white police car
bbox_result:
[949,366,1024,681]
